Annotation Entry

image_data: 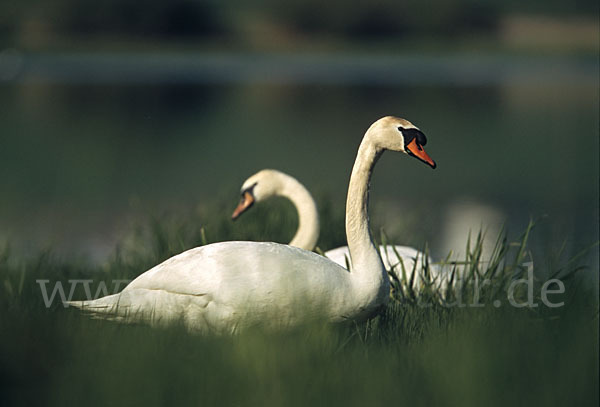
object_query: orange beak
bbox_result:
[406,139,436,169]
[231,191,255,220]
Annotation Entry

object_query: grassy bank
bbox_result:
[0,204,597,406]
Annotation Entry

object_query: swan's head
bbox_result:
[231,169,283,220]
[368,116,436,169]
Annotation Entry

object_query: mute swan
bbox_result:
[231,169,432,282]
[67,116,436,332]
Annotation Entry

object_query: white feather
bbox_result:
[67,116,436,332]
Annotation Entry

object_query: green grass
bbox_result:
[0,202,597,407]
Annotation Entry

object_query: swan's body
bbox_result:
[85,242,370,331]
[325,245,427,273]
[232,169,432,286]
[67,116,436,332]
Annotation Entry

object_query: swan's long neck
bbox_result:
[345,135,389,304]
[277,174,320,250]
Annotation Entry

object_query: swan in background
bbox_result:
[232,169,321,251]
[231,169,432,284]
[440,200,506,267]
[67,116,436,332]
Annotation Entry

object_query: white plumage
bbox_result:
[233,169,433,287]
[67,116,437,332]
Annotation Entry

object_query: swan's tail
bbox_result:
[64,290,181,325]
[64,293,132,321]
[64,293,121,310]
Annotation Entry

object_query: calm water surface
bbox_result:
[0,52,597,265]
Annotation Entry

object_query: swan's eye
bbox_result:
[398,127,426,148]
[241,182,258,199]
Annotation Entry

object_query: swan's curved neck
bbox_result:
[276,174,320,250]
[345,135,389,303]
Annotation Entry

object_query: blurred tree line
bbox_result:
[0,0,597,47]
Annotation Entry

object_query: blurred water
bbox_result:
[0,51,597,264]
[3,51,597,85]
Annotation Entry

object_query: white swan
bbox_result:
[232,169,321,251]
[67,116,436,332]
[231,169,432,281]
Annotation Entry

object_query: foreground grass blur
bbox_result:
[0,201,597,406]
